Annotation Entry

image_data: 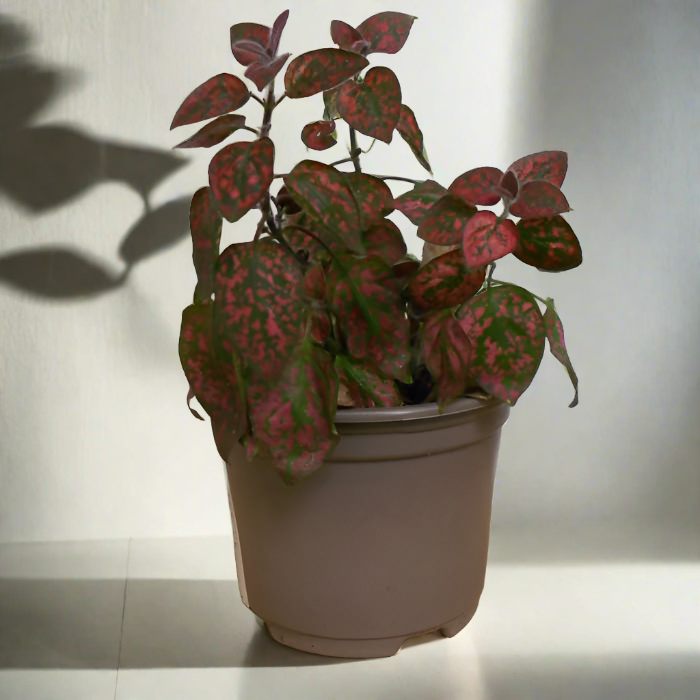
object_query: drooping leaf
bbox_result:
[283,160,363,253]
[396,104,431,173]
[449,166,504,206]
[174,114,247,149]
[393,180,447,225]
[208,138,274,222]
[330,20,364,51]
[462,210,519,267]
[392,255,421,283]
[230,22,270,65]
[462,284,546,405]
[301,120,337,151]
[344,172,394,229]
[510,181,571,219]
[417,194,477,245]
[327,256,410,380]
[284,49,368,98]
[544,299,579,407]
[214,239,305,383]
[335,355,402,407]
[337,66,401,143]
[515,216,582,271]
[320,94,341,127]
[407,249,485,312]
[189,187,222,303]
[356,11,416,54]
[507,150,568,187]
[171,74,250,129]
[179,303,243,439]
[248,335,339,484]
[364,219,407,265]
[499,170,519,200]
[244,53,291,92]
[267,9,289,56]
[423,309,473,409]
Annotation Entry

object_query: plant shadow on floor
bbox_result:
[0,13,190,301]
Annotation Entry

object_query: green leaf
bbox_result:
[515,215,582,271]
[544,299,579,407]
[284,49,369,99]
[214,239,306,383]
[208,138,274,222]
[397,104,431,172]
[248,335,339,484]
[462,284,546,405]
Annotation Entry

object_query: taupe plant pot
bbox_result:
[224,396,510,659]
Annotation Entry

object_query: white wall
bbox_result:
[0,0,698,542]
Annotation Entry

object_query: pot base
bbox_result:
[264,607,476,659]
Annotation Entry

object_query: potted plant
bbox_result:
[173,10,581,658]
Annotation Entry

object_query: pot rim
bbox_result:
[334,396,502,424]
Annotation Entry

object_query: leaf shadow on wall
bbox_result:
[0,13,191,300]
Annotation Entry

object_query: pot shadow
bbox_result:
[0,13,190,302]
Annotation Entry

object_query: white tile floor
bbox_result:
[1,521,698,700]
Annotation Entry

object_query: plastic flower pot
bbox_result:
[223,396,509,658]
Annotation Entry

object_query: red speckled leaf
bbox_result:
[283,160,363,253]
[364,219,406,265]
[230,23,270,65]
[214,239,305,383]
[327,256,410,380]
[335,355,401,407]
[417,194,477,246]
[331,20,364,50]
[337,67,401,143]
[394,180,447,225]
[189,187,222,303]
[507,150,568,187]
[282,213,329,263]
[510,180,570,219]
[208,138,274,222]
[356,11,416,54]
[268,10,289,56]
[179,303,243,440]
[462,284,545,405]
[248,335,338,484]
[284,49,368,99]
[515,216,582,271]
[171,74,250,129]
[175,114,247,149]
[449,166,504,206]
[344,172,394,229]
[301,120,337,151]
[544,299,579,407]
[397,104,431,173]
[244,53,291,92]
[407,249,485,312]
[423,309,473,409]
[462,210,519,267]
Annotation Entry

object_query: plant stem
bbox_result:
[349,127,361,172]
[241,125,261,136]
[274,91,287,107]
[250,93,265,107]
[329,153,360,167]
[487,263,496,291]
